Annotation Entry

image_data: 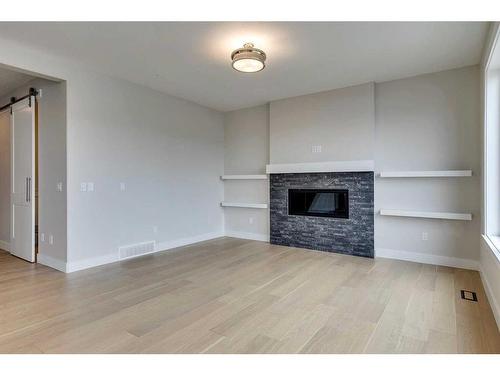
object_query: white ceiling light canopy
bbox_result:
[231,42,266,73]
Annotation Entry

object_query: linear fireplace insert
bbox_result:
[288,189,349,218]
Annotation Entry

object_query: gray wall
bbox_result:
[375,66,480,261]
[66,71,224,266]
[269,82,375,163]
[37,79,67,262]
[223,105,269,240]
[224,105,269,175]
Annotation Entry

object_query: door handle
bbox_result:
[25,177,31,202]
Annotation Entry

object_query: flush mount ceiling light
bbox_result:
[231,43,266,73]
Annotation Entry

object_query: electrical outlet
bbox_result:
[49,235,54,245]
[312,145,322,153]
[87,182,95,192]
[40,233,45,242]
[80,182,87,192]
[56,182,63,192]
[120,182,126,191]
[422,232,428,241]
[153,225,158,234]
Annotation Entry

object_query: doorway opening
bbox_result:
[0,65,66,267]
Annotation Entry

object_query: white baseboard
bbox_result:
[376,247,479,271]
[0,240,10,252]
[66,253,119,273]
[65,231,224,273]
[37,253,68,273]
[156,231,223,251]
[479,264,500,331]
[479,236,500,331]
[224,230,269,242]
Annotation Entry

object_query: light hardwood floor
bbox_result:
[0,237,499,353]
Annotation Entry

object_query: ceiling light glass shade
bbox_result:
[232,58,265,73]
[231,43,266,73]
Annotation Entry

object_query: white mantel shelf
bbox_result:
[266,160,374,174]
[379,170,472,178]
[220,175,268,180]
[220,202,268,209]
[379,209,472,221]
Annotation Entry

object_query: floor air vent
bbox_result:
[119,241,156,260]
[460,290,478,302]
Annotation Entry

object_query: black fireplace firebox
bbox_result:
[288,189,349,219]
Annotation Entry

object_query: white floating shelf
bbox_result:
[221,202,268,209]
[379,209,472,221]
[379,170,472,178]
[266,160,374,174]
[220,175,268,180]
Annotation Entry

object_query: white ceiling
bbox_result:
[0,65,36,99]
[0,22,489,111]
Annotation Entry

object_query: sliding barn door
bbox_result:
[10,97,35,262]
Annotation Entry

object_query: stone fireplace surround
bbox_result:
[269,171,374,258]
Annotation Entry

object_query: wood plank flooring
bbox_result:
[0,237,499,353]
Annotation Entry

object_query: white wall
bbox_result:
[375,66,481,265]
[484,68,500,236]
[223,105,269,241]
[0,37,225,272]
[269,83,375,164]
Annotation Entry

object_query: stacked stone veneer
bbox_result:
[269,172,374,258]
